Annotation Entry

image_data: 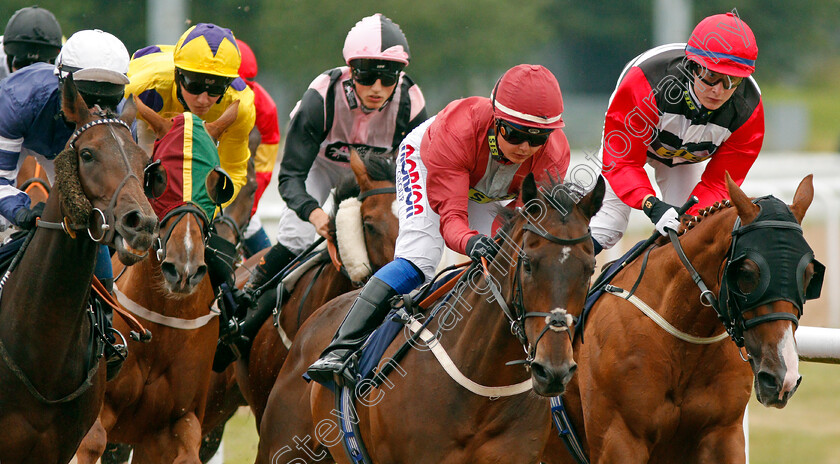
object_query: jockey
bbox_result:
[235,38,279,257]
[0,29,131,376]
[307,64,571,385]
[1,6,62,79]
[244,13,428,292]
[126,23,256,326]
[590,12,764,253]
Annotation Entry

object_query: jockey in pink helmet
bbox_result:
[243,14,427,297]
[307,64,572,385]
[589,12,764,254]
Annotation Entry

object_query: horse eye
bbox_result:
[79,148,95,162]
[522,257,532,274]
[363,220,378,236]
[735,259,761,294]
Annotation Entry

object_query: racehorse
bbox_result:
[541,174,822,464]
[256,173,605,463]
[0,76,158,464]
[74,99,241,464]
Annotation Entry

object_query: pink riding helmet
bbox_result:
[343,13,410,66]
[492,64,564,130]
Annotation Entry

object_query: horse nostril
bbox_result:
[160,262,180,285]
[531,362,552,384]
[756,371,779,393]
[121,210,141,229]
[189,265,207,287]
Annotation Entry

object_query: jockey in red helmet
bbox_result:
[307,64,572,385]
[589,12,764,254]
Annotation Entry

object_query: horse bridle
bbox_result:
[484,209,592,367]
[666,197,823,348]
[38,115,137,244]
[154,203,210,261]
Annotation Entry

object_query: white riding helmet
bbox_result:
[54,29,129,85]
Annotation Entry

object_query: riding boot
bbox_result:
[243,242,297,296]
[306,277,397,385]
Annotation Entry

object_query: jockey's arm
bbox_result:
[601,66,662,210]
[216,96,256,207]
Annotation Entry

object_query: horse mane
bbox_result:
[679,199,733,235]
[330,152,396,217]
[495,173,579,237]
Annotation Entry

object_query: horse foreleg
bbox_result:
[75,418,107,464]
[694,423,746,464]
[131,413,203,464]
[586,415,652,464]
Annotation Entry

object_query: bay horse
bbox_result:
[256,173,605,464]
[541,174,822,464]
[195,149,400,459]
[74,99,241,464]
[0,76,158,464]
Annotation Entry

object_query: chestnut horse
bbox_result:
[0,77,158,464]
[256,174,605,464]
[74,100,241,464]
[542,174,822,464]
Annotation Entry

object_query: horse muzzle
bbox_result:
[530,359,577,397]
[113,208,159,265]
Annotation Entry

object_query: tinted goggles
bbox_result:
[496,120,553,147]
[695,66,744,90]
[178,70,233,98]
[352,68,400,87]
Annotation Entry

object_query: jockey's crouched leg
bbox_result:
[206,231,252,372]
[307,258,424,385]
[95,245,127,381]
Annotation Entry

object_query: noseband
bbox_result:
[486,210,591,367]
[154,203,210,261]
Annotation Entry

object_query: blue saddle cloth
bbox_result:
[577,240,646,342]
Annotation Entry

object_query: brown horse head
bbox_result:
[502,173,604,396]
[139,97,239,294]
[349,149,399,270]
[725,173,820,408]
[60,76,158,265]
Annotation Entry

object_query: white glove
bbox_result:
[654,207,680,236]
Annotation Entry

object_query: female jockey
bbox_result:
[1,5,62,79]
[307,64,571,385]
[235,38,279,256]
[245,13,428,291]
[0,29,131,376]
[590,12,764,253]
[126,23,256,329]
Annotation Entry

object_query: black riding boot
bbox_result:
[306,277,397,385]
[243,242,297,295]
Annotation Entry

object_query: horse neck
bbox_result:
[652,209,736,334]
[0,194,99,372]
[434,245,530,386]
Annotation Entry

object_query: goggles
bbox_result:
[694,66,744,90]
[178,70,233,98]
[349,59,403,87]
[496,119,553,147]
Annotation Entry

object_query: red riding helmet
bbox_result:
[491,64,564,129]
[686,12,757,77]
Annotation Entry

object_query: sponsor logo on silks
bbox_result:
[397,143,424,218]
[654,146,713,163]
[324,142,388,163]
[467,188,517,204]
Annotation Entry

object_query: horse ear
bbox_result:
[205,100,240,140]
[133,95,172,139]
[789,174,814,224]
[61,74,90,126]
[120,95,137,126]
[349,149,372,191]
[577,175,605,220]
[726,171,759,225]
[521,173,539,212]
